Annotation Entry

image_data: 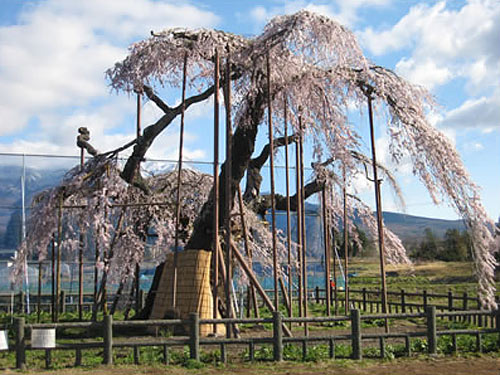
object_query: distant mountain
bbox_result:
[0,166,66,247]
[270,203,465,259]
[379,211,464,241]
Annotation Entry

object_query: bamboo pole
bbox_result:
[213,49,220,333]
[298,116,308,335]
[283,93,293,321]
[343,166,349,314]
[322,187,331,316]
[172,53,188,309]
[224,48,233,337]
[266,53,279,312]
[367,95,389,332]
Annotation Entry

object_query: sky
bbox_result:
[0,0,498,221]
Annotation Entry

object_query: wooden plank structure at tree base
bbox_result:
[149,249,225,336]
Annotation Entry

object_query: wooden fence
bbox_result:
[0,287,490,315]
[9,307,500,369]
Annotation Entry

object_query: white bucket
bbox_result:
[0,330,8,350]
[31,328,56,349]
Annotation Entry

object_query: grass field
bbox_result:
[2,355,500,375]
[0,260,497,372]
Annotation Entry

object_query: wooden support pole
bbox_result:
[237,186,259,318]
[172,52,188,309]
[343,166,349,314]
[322,187,331,316]
[37,257,42,322]
[51,237,55,322]
[213,48,220,332]
[283,93,293,320]
[231,243,292,337]
[216,242,239,338]
[266,53,279,312]
[78,145,85,321]
[93,228,100,319]
[135,92,142,314]
[367,95,389,332]
[55,192,63,322]
[224,48,233,337]
[295,133,303,319]
[278,276,291,317]
[298,116,308,335]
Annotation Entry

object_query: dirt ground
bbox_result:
[4,356,500,375]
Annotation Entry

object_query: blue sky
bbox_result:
[0,0,498,221]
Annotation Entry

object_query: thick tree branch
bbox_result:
[143,85,171,113]
[254,179,324,216]
[244,134,299,203]
[120,84,216,184]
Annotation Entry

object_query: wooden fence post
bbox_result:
[362,288,367,312]
[273,311,283,361]
[463,292,468,323]
[15,317,26,370]
[350,309,362,360]
[189,312,200,361]
[495,310,500,348]
[401,289,406,313]
[19,291,25,314]
[426,306,437,355]
[60,290,66,314]
[139,289,145,311]
[315,286,320,304]
[423,290,428,311]
[103,314,113,365]
[447,290,453,321]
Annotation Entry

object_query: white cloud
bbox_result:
[360,0,500,130]
[0,0,219,159]
[395,58,452,90]
[360,0,500,89]
[440,93,500,131]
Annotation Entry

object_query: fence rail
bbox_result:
[0,286,492,315]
